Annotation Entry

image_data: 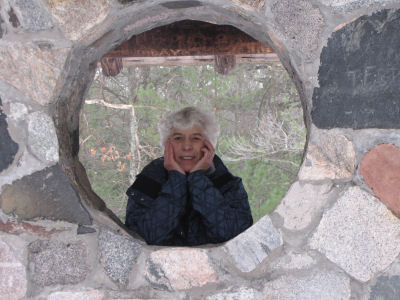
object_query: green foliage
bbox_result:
[225,152,302,221]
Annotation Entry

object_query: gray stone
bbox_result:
[146,248,218,291]
[8,102,28,121]
[309,186,400,282]
[224,215,282,272]
[99,229,142,286]
[270,250,315,271]
[320,0,398,12]
[77,225,96,235]
[229,0,265,11]
[47,289,105,300]
[0,42,69,105]
[0,97,18,172]
[275,182,334,231]
[369,275,400,300]
[0,150,47,191]
[0,238,27,300]
[0,164,91,225]
[160,1,203,9]
[43,0,110,41]
[14,0,53,31]
[206,286,261,300]
[28,239,88,287]
[27,111,58,163]
[263,271,350,299]
[270,0,324,61]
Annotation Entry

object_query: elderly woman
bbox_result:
[125,107,253,246]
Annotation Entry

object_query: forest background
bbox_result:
[79,62,306,222]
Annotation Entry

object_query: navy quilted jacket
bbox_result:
[125,155,253,246]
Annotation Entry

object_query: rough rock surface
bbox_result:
[299,132,355,180]
[360,144,400,216]
[27,111,58,163]
[0,97,18,172]
[263,271,350,299]
[275,182,334,231]
[206,286,261,300]
[0,164,91,224]
[369,275,400,300]
[43,0,110,41]
[147,248,218,291]
[99,229,142,286]
[270,250,315,271]
[320,0,399,12]
[47,290,105,300]
[310,186,400,282]
[0,42,69,105]
[224,215,282,272]
[0,219,66,238]
[230,0,265,11]
[0,239,27,300]
[13,0,53,31]
[29,239,88,287]
[312,9,400,129]
[270,0,324,60]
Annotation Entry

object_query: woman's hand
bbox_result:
[190,139,215,173]
[164,139,185,174]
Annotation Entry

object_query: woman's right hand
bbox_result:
[164,139,185,174]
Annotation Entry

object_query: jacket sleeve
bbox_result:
[125,170,187,245]
[187,170,253,243]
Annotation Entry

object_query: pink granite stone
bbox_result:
[0,240,27,299]
[0,220,66,238]
[299,133,355,180]
[149,248,218,290]
[360,144,400,217]
[43,0,110,41]
[0,42,69,105]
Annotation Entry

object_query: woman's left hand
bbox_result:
[190,139,215,173]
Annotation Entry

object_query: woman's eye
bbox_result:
[173,136,183,141]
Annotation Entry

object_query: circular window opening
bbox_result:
[78,20,306,227]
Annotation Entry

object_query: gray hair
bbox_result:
[158,107,220,148]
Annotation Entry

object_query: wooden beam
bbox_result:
[121,54,280,67]
[105,20,275,58]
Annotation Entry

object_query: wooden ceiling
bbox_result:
[101,20,278,76]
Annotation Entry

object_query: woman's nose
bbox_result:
[182,140,193,150]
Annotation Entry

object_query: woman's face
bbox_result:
[169,125,206,173]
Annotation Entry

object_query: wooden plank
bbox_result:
[121,54,280,66]
[105,20,274,58]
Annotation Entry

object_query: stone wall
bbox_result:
[1,0,400,299]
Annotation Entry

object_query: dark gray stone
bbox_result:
[0,97,18,172]
[15,0,53,31]
[312,9,400,129]
[77,225,96,234]
[28,239,88,287]
[7,7,20,28]
[0,13,4,38]
[99,229,142,286]
[161,1,202,9]
[370,276,400,300]
[119,0,141,3]
[0,164,91,225]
